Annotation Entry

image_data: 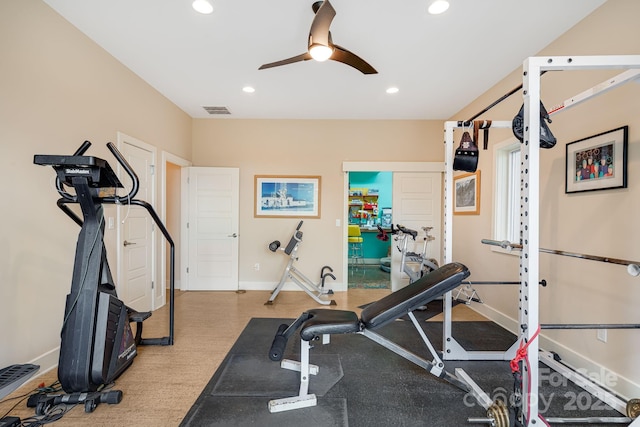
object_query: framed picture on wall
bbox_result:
[565,126,628,194]
[254,175,321,218]
[453,171,480,215]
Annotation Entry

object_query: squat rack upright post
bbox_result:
[519,54,640,427]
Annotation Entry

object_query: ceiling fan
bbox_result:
[259,0,378,75]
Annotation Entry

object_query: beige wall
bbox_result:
[451,0,640,398]
[0,0,192,371]
[3,0,639,403]
[191,119,444,289]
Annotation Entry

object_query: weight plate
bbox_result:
[627,398,640,419]
[487,400,509,427]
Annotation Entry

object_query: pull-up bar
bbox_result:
[463,71,550,124]
[481,239,640,277]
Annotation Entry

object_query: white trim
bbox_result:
[492,138,521,257]
[27,347,59,381]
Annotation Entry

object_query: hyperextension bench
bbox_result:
[267,262,474,413]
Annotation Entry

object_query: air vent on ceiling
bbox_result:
[203,106,231,115]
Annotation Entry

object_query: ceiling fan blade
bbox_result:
[331,44,378,74]
[259,52,312,70]
[309,0,336,47]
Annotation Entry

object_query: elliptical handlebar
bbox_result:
[105,142,139,203]
[73,140,92,156]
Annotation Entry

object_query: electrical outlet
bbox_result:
[253,263,260,271]
[597,329,607,343]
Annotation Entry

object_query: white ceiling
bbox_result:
[42,0,606,120]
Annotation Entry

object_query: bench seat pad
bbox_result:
[300,309,360,341]
[360,262,469,330]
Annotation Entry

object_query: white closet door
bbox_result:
[391,172,442,291]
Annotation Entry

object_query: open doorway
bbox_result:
[347,171,392,290]
[161,151,191,296]
[343,162,445,293]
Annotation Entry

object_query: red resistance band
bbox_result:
[510,326,541,373]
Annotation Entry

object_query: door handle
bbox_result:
[228,233,238,238]
[124,240,136,246]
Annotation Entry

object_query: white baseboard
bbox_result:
[469,303,640,401]
[29,347,59,376]
[167,278,181,290]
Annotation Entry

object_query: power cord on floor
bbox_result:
[0,381,68,426]
[19,404,75,427]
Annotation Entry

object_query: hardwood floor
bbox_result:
[1,289,483,426]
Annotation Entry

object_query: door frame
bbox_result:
[341,162,445,290]
[160,151,191,301]
[116,132,157,311]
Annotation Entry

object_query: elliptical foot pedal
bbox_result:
[127,307,154,346]
[127,308,152,323]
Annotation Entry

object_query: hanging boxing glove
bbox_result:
[453,131,479,172]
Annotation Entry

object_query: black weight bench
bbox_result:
[267,262,473,413]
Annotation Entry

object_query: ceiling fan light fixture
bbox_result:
[309,44,333,62]
[428,0,449,15]
[192,0,213,14]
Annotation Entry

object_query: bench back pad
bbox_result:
[360,262,470,330]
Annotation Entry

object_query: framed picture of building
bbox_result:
[254,175,321,218]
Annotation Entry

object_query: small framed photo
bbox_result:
[454,171,480,215]
[254,175,321,218]
[565,126,628,194]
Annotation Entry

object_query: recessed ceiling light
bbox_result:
[386,87,399,94]
[242,86,255,93]
[192,0,213,14]
[428,0,449,15]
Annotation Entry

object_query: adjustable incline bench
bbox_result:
[267,262,474,413]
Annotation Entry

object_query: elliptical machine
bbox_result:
[32,141,175,413]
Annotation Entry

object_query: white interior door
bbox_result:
[118,135,155,312]
[391,172,442,291]
[186,167,239,291]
